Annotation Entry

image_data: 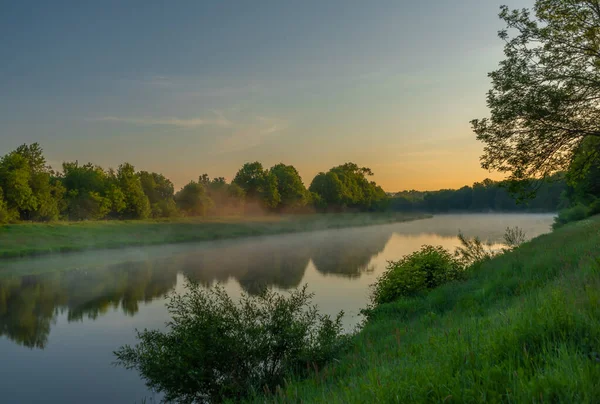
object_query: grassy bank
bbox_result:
[0,212,427,259]
[253,216,600,403]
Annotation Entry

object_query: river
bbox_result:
[0,214,554,403]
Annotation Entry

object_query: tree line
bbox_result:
[390,175,567,213]
[0,143,389,222]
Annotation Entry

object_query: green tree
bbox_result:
[105,183,127,217]
[309,172,345,210]
[200,174,246,214]
[226,182,246,208]
[31,177,64,221]
[0,187,17,223]
[472,1,600,187]
[139,171,178,218]
[233,162,280,210]
[6,143,62,221]
[562,136,600,216]
[261,172,281,209]
[61,161,112,220]
[114,284,346,403]
[175,181,213,216]
[15,143,47,174]
[269,163,308,210]
[0,152,36,215]
[309,163,387,211]
[233,162,266,199]
[116,163,150,219]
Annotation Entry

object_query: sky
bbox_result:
[0,0,534,192]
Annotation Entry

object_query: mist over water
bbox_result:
[0,214,554,403]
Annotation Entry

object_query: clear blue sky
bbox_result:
[0,0,533,191]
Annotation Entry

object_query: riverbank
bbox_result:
[0,212,428,259]
[252,215,600,403]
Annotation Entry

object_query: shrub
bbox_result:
[454,227,526,267]
[371,245,463,305]
[150,199,179,218]
[454,232,496,266]
[553,203,590,229]
[114,284,346,403]
[503,226,526,249]
[588,197,600,216]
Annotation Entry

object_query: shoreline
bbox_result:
[0,212,429,260]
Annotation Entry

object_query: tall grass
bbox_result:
[249,216,600,403]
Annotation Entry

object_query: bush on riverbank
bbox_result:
[370,245,464,305]
[553,200,600,229]
[115,284,348,403]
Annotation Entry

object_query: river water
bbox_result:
[0,214,554,403]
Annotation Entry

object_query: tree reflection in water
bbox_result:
[0,226,393,349]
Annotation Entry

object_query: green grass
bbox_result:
[250,216,600,403]
[0,212,427,259]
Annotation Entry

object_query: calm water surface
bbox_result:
[0,214,554,403]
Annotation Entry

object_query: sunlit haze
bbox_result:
[0,0,533,191]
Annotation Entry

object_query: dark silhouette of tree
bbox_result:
[472,1,600,190]
[390,176,566,212]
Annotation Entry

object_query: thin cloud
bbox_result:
[94,114,233,128]
[216,116,287,153]
[93,112,286,152]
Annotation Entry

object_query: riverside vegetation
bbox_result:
[247,215,600,403]
[115,218,600,402]
[0,143,390,224]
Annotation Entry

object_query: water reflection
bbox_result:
[0,260,179,348]
[0,214,555,350]
[0,225,394,349]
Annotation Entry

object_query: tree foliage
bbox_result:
[175,181,213,217]
[0,187,17,223]
[200,174,245,215]
[0,152,36,215]
[269,163,309,211]
[309,163,388,212]
[233,162,281,210]
[0,143,63,221]
[116,163,151,219]
[565,136,600,205]
[139,171,178,218]
[390,176,566,212]
[370,245,464,305]
[472,0,600,186]
[554,136,600,227]
[61,161,124,220]
[114,284,346,403]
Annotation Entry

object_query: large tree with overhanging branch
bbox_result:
[472,0,600,186]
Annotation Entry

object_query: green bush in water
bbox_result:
[114,283,347,403]
[371,245,464,305]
